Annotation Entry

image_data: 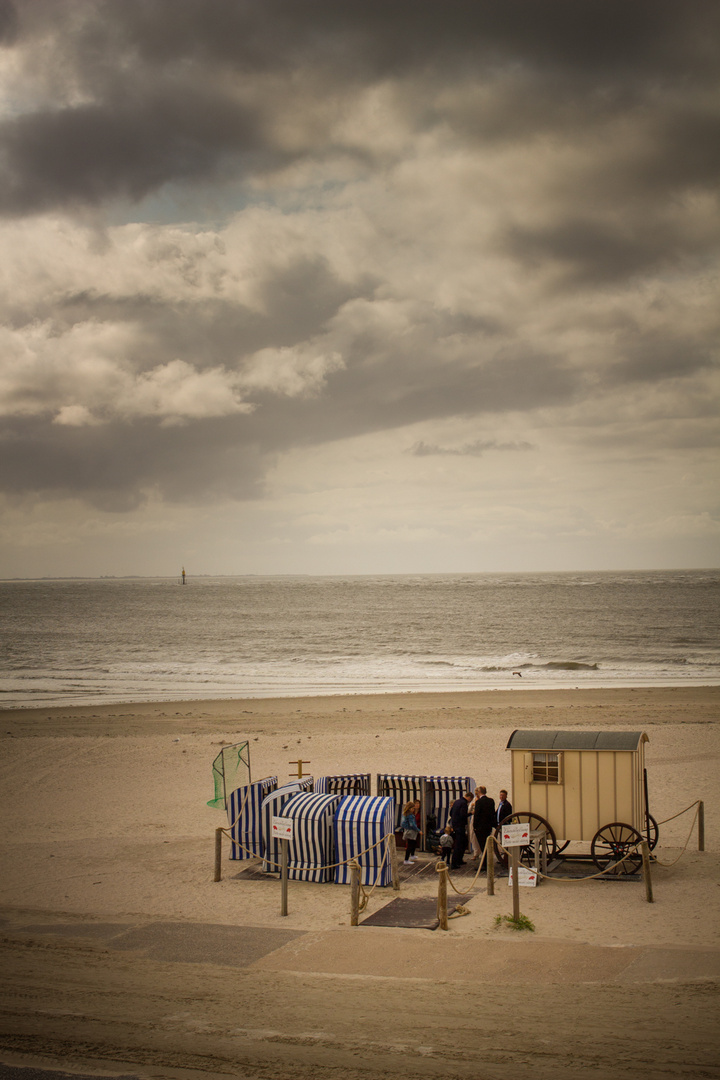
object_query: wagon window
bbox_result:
[532,752,562,783]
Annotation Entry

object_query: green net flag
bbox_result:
[207,741,251,809]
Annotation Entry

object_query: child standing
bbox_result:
[400,801,421,864]
[439,824,454,864]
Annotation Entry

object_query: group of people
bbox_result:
[443,787,512,869]
[399,787,512,869]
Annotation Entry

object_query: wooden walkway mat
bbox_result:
[360,894,473,930]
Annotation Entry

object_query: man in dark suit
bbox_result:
[473,785,496,860]
[497,789,513,825]
[449,792,473,869]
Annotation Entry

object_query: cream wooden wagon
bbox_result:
[498,730,657,875]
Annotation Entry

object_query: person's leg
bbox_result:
[477,827,491,868]
[451,828,465,867]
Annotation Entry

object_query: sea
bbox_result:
[1,570,718,709]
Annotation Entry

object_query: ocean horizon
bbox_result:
[1,569,718,709]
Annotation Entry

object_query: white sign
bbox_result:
[271,815,294,839]
[502,822,530,846]
[508,865,538,887]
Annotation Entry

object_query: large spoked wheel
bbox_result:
[494,812,557,868]
[591,822,643,876]
[644,813,659,851]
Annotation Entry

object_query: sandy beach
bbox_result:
[0,686,718,1080]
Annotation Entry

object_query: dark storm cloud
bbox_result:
[71,0,720,80]
[0,414,269,510]
[242,347,582,452]
[500,214,708,287]
[410,440,534,457]
[608,332,719,385]
[0,87,284,215]
[0,0,718,513]
[0,0,17,42]
[1,0,718,214]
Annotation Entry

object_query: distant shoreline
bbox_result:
[2,684,718,738]
[4,679,720,714]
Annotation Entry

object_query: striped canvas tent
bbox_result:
[227,776,278,861]
[279,791,342,882]
[427,776,476,831]
[377,773,476,848]
[314,773,371,796]
[376,774,425,829]
[260,779,314,873]
[333,795,395,886]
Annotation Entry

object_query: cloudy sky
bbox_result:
[0,0,718,577]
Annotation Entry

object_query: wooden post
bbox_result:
[289,760,311,779]
[640,840,653,903]
[698,800,705,851]
[350,859,360,926]
[486,835,495,896]
[437,863,449,931]
[375,772,381,797]
[541,831,548,877]
[511,846,520,922]
[280,838,289,916]
[214,827,223,881]
[388,833,400,892]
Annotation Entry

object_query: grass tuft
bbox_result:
[494,913,535,932]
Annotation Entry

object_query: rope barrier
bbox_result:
[654,799,701,827]
[441,835,491,894]
[217,796,703,914]
[651,803,701,867]
[357,837,391,912]
[218,827,396,873]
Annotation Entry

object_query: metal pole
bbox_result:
[698,800,705,851]
[640,840,653,903]
[214,827,223,882]
[280,838,288,916]
[511,846,520,922]
[643,768,651,846]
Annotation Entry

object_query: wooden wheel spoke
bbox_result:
[591,822,643,876]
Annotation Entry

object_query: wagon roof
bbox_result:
[506,729,648,751]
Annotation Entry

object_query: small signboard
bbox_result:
[502,822,530,846]
[272,815,294,839]
[509,865,538,887]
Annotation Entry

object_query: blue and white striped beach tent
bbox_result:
[333,795,395,887]
[279,791,342,882]
[227,776,278,860]
[260,779,314,873]
[314,774,371,796]
[377,774,476,832]
[427,776,476,831]
[376,774,425,829]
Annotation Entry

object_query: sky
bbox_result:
[0,0,718,578]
